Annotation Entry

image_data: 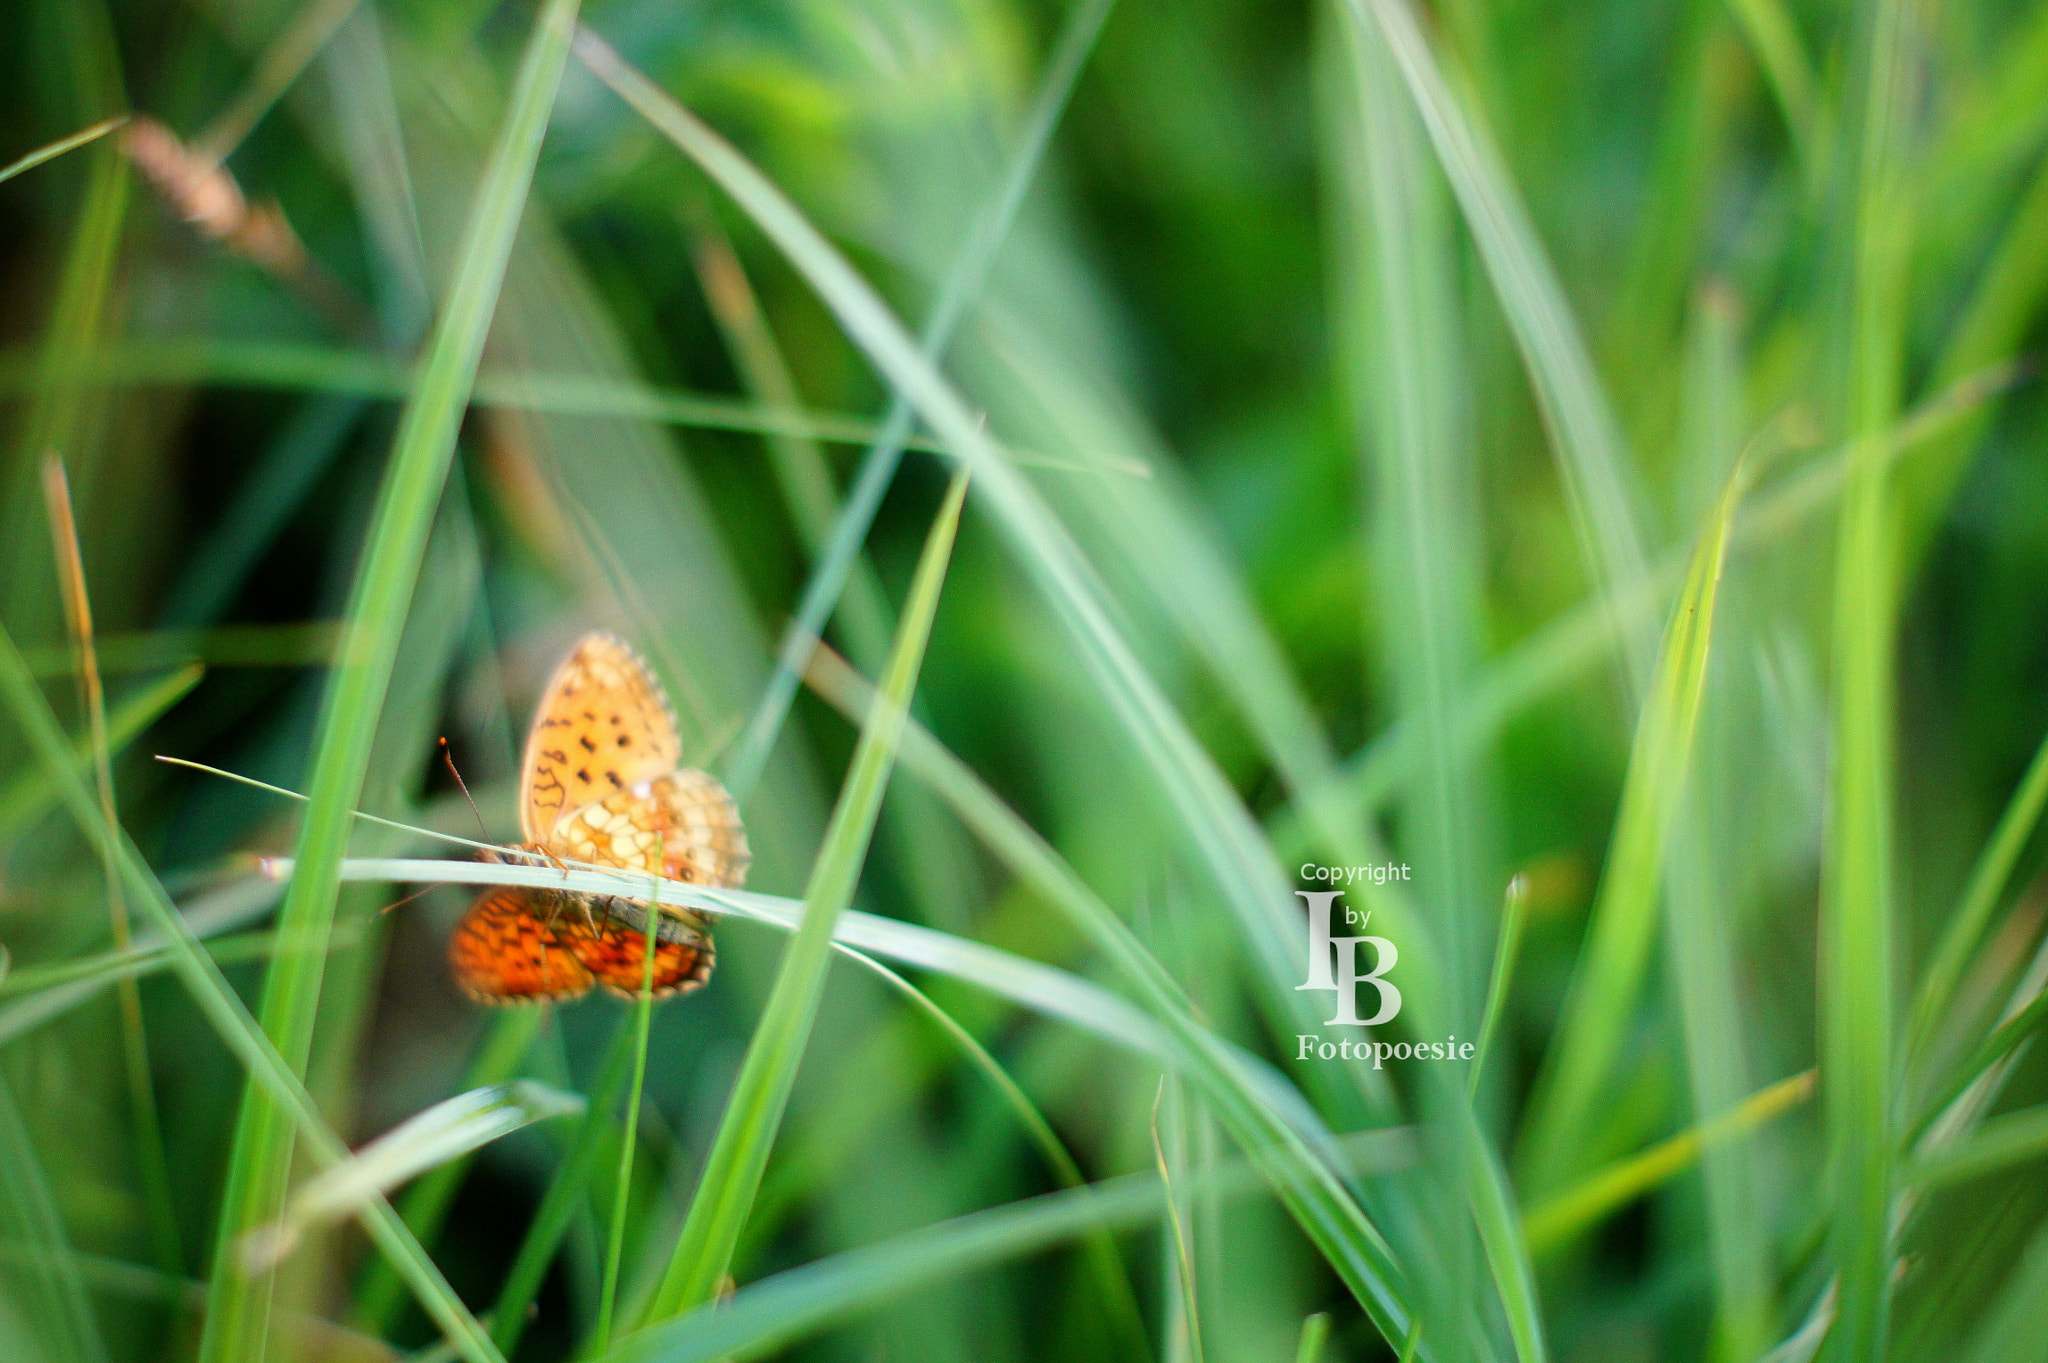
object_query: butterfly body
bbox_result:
[449,633,748,1004]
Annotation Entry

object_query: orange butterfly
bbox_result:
[449,632,749,1004]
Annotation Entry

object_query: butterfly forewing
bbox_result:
[518,632,684,846]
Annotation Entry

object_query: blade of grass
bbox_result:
[1518,458,1750,1197]
[1724,0,1819,168]
[0,116,127,186]
[354,1008,549,1334]
[719,0,1116,803]
[1295,1312,1331,1363]
[1469,875,1529,1100]
[0,662,201,837]
[0,925,354,999]
[1819,0,1913,1350]
[1907,710,2048,1066]
[1152,1078,1206,1363]
[240,1081,585,1274]
[0,620,504,1363]
[39,453,180,1276]
[189,0,362,167]
[198,1,580,1354]
[644,470,970,1321]
[596,907,663,1352]
[1909,1106,2048,1191]
[1522,1070,1816,1255]
[1341,0,1651,684]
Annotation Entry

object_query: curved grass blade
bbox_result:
[1909,1105,2048,1191]
[1518,458,1750,1197]
[0,1075,108,1363]
[240,1081,585,1274]
[839,945,1151,1359]
[1907,720,2048,1066]
[354,1008,548,1333]
[0,116,127,186]
[643,471,970,1322]
[198,1,580,1352]
[0,621,505,1363]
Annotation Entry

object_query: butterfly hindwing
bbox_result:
[567,905,715,999]
[448,887,595,1004]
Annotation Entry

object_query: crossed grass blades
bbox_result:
[4,0,2048,1361]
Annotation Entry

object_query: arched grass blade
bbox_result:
[240,1081,585,1274]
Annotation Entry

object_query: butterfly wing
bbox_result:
[567,907,715,999]
[518,632,683,845]
[448,888,595,1004]
[553,770,750,886]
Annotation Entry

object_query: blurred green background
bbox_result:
[4,0,2048,1359]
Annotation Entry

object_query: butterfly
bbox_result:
[448,631,750,1004]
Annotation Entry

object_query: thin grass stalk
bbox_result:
[0,117,127,186]
[0,620,505,1363]
[718,0,1116,803]
[1152,1078,1205,1363]
[839,946,1152,1359]
[1341,0,1652,686]
[1521,1070,1816,1255]
[0,1074,109,1363]
[597,910,663,1352]
[189,0,363,167]
[38,453,181,1274]
[645,471,970,1320]
[1819,0,1913,1350]
[1469,875,1528,1101]
[195,1,579,1351]
[1295,1313,1332,1363]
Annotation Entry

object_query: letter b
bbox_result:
[1325,936,1401,1026]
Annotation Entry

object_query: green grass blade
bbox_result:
[1522,1071,1815,1255]
[1724,0,1820,166]
[0,663,201,837]
[719,0,1116,803]
[197,1,580,1354]
[1907,721,2048,1069]
[839,946,1152,1359]
[1909,1105,2048,1191]
[1518,458,1749,1197]
[0,116,126,186]
[1469,875,1529,1100]
[1819,0,1913,1350]
[1341,0,1650,676]
[596,914,663,1351]
[1295,1312,1331,1363]
[644,470,970,1321]
[0,621,504,1363]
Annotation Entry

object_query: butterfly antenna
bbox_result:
[377,883,439,917]
[440,737,491,841]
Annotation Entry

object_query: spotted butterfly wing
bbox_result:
[518,632,683,847]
